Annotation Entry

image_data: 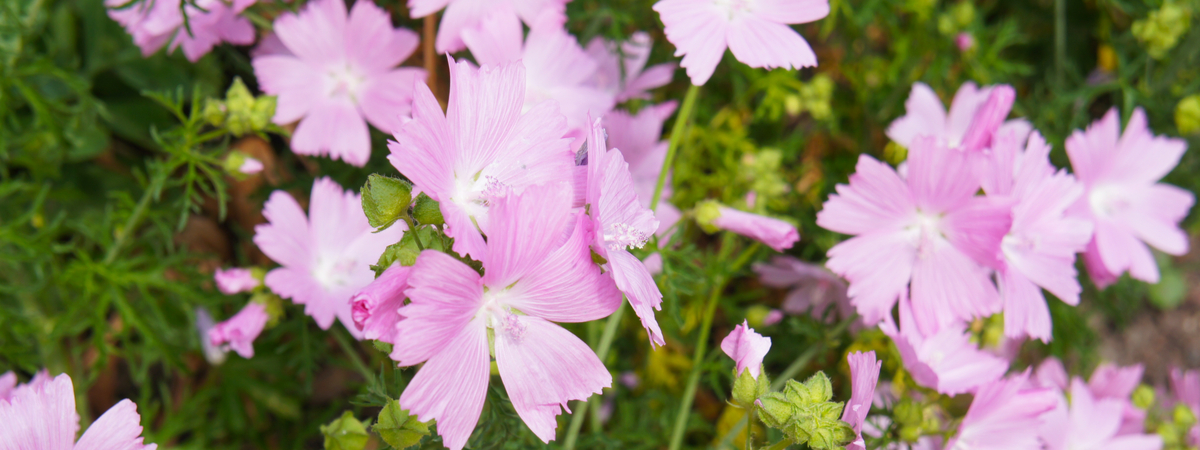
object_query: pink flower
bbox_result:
[1039,379,1162,450]
[817,136,1009,334]
[388,57,574,260]
[708,206,799,252]
[753,256,851,322]
[1066,108,1193,287]
[107,0,255,62]
[955,32,975,51]
[652,0,830,85]
[253,178,405,337]
[585,32,677,102]
[408,0,568,54]
[1087,363,1149,435]
[763,309,784,326]
[208,302,269,359]
[253,0,426,166]
[881,296,1008,395]
[0,373,157,450]
[720,320,772,378]
[887,82,1031,153]
[1171,368,1200,413]
[583,118,666,347]
[463,11,615,139]
[214,267,260,295]
[983,130,1092,341]
[945,371,1057,450]
[842,351,882,450]
[603,102,683,236]
[393,184,621,449]
[350,264,413,344]
[239,157,264,174]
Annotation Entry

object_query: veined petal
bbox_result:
[400,319,490,450]
[505,214,624,324]
[345,2,418,73]
[653,0,730,86]
[910,239,1000,336]
[253,55,320,124]
[726,17,817,71]
[74,399,157,450]
[886,83,948,148]
[755,0,831,23]
[392,250,484,366]
[608,250,665,346]
[0,374,77,450]
[272,0,347,65]
[254,190,311,269]
[358,68,426,134]
[825,230,915,326]
[999,269,1052,342]
[483,183,575,288]
[291,100,371,166]
[817,154,915,235]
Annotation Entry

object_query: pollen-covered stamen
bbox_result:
[485,303,527,343]
[604,222,649,251]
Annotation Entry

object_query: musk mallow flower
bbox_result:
[214,267,260,294]
[408,0,568,54]
[583,118,666,347]
[1066,108,1193,288]
[586,32,678,102]
[652,0,831,86]
[208,302,269,359]
[253,0,426,167]
[753,256,852,323]
[350,264,412,344]
[1039,379,1163,450]
[880,296,1008,396]
[603,102,683,236]
[253,178,405,337]
[696,201,799,252]
[817,136,1009,334]
[887,82,1031,153]
[982,130,1092,341]
[842,351,882,450]
[0,373,157,450]
[388,57,575,260]
[944,371,1057,450]
[721,320,772,378]
[393,183,622,449]
[462,11,615,139]
[106,0,254,62]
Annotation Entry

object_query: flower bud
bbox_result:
[732,366,771,407]
[361,174,413,231]
[1132,1,1193,59]
[755,394,796,429]
[223,151,263,177]
[955,32,975,51]
[224,77,257,136]
[1175,403,1197,428]
[1133,384,1156,410]
[321,411,370,450]
[1177,95,1200,135]
[202,99,226,127]
[251,95,277,132]
[412,192,443,226]
[695,200,799,251]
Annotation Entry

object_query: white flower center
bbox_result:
[715,0,755,19]
[907,210,945,260]
[480,290,526,343]
[603,222,649,251]
[1088,184,1127,219]
[325,63,366,103]
[313,256,358,290]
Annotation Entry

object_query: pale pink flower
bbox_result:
[253,0,425,166]
[710,206,799,252]
[253,178,405,337]
[107,0,255,62]
[652,0,830,86]
[388,57,574,260]
[956,32,975,51]
[603,102,683,236]
[818,136,1010,334]
[583,118,666,347]
[350,264,412,344]
[239,157,264,174]
[753,256,851,322]
[393,184,621,449]
[1040,379,1162,450]
[408,0,568,54]
[1171,368,1200,446]
[887,82,1031,153]
[0,373,157,450]
[945,371,1057,450]
[762,309,784,326]
[842,351,882,450]
[208,302,268,359]
[214,267,260,294]
[721,320,772,378]
[586,32,678,102]
[463,11,615,139]
[881,296,1008,396]
[983,130,1092,341]
[1066,108,1193,287]
[1089,363,1148,435]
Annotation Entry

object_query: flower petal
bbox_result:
[400,319,490,450]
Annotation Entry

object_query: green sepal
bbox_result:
[412,192,443,226]
[732,367,770,407]
[320,411,370,450]
[361,174,413,231]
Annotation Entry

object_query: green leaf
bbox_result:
[320,411,370,450]
[373,401,431,449]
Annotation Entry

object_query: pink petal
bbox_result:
[208,302,269,358]
[408,0,452,18]
[253,55,321,124]
[253,190,311,269]
[842,351,881,448]
[886,83,948,148]
[999,269,1052,342]
[74,399,156,450]
[460,8,524,67]
[608,250,666,346]
[346,3,419,73]
[825,230,915,326]
[817,154,915,235]
[754,0,832,23]
[0,373,77,450]
[263,267,332,327]
[1035,358,1069,390]
[1088,363,1143,400]
[909,240,1000,336]
[726,17,817,71]
[481,183,575,289]
[0,372,15,402]
[388,80,457,204]
[958,85,1015,153]
[399,319,490,450]
[940,196,1012,269]
[1114,183,1193,255]
[358,68,427,134]
[653,0,730,86]
[494,316,612,442]
[291,100,371,167]
[272,0,347,65]
[906,136,978,213]
[1065,108,1122,185]
[391,250,483,366]
[945,82,991,145]
[1094,219,1160,284]
[949,372,1057,450]
[350,264,413,343]
[214,267,260,295]
[434,0,496,54]
[720,320,772,378]
[712,206,799,252]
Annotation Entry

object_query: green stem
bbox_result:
[563,303,627,449]
[650,84,701,213]
[103,169,168,265]
[1055,0,1066,86]
[745,409,755,450]
[332,329,373,381]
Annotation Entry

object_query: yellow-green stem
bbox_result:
[563,302,627,449]
[650,84,700,213]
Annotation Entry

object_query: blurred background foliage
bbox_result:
[1,0,1198,447]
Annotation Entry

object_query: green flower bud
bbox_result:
[695,200,723,233]
[884,141,909,165]
[1133,384,1156,410]
[249,292,285,328]
[783,372,833,405]
[203,99,226,127]
[1176,95,1200,135]
[412,192,444,226]
[894,399,924,426]
[1175,403,1197,428]
[731,367,771,407]
[320,411,370,450]
[224,78,257,136]
[951,1,976,27]
[756,393,797,429]
[1132,1,1193,59]
[251,96,277,132]
[899,424,923,442]
[373,401,431,449]
[745,305,772,328]
[361,174,413,231]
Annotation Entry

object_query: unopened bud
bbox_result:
[1177,95,1200,135]
[223,151,262,176]
[373,401,431,449]
[1175,403,1197,428]
[203,99,226,127]
[320,411,369,450]
[1133,384,1156,410]
[695,200,723,233]
[361,174,413,231]
[251,96,277,131]
[731,367,770,407]
[412,192,443,226]
[755,394,796,429]
[249,291,285,328]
